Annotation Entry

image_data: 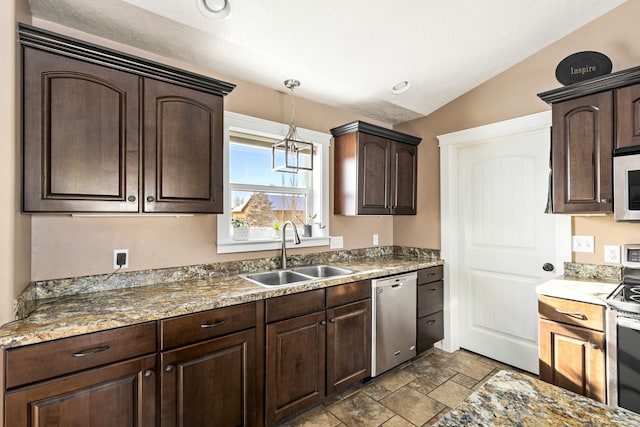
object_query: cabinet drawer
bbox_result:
[418,266,443,284]
[327,280,370,308]
[417,280,443,317]
[538,295,604,332]
[160,302,256,350]
[5,322,156,389]
[417,311,444,353]
[266,289,325,323]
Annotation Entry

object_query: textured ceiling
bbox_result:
[27,0,626,124]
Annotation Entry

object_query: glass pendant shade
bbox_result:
[272,79,313,173]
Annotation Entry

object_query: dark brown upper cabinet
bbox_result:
[20,24,234,214]
[550,92,613,214]
[538,66,640,214]
[331,121,421,215]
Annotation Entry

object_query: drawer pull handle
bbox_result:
[427,288,437,292]
[201,320,226,328]
[555,309,587,320]
[72,345,110,357]
[426,320,437,325]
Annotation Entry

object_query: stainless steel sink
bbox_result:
[291,265,354,278]
[241,265,355,287]
[243,270,311,287]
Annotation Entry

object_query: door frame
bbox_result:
[438,110,571,353]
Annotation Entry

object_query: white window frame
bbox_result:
[217,111,330,254]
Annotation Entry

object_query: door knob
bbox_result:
[542,263,555,272]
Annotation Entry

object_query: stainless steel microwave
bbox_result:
[614,153,640,221]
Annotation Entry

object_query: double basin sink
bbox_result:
[241,265,355,287]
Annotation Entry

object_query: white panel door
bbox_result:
[457,128,562,373]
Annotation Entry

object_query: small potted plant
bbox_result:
[231,217,250,241]
[296,214,325,237]
[272,220,281,239]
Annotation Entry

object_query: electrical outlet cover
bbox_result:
[113,249,129,269]
[330,236,344,249]
[604,245,620,264]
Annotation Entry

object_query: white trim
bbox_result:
[437,110,570,354]
[218,111,331,254]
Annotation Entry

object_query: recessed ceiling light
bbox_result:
[198,0,231,20]
[391,80,411,95]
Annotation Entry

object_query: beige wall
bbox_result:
[26,19,395,281]
[1,0,32,325]
[395,0,640,265]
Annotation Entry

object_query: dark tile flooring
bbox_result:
[277,348,521,427]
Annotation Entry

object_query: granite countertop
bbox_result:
[434,370,640,426]
[0,256,443,349]
[535,276,619,306]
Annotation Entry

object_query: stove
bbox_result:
[606,244,640,414]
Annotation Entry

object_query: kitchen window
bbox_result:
[217,112,330,253]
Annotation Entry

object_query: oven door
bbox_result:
[616,316,640,414]
[614,154,640,221]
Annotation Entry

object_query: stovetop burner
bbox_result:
[607,245,640,314]
[607,284,640,314]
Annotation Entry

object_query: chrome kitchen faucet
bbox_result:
[281,220,301,269]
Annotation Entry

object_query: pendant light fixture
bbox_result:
[272,79,313,173]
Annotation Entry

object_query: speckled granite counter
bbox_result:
[536,277,619,306]
[0,256,443,349]
[434,370,640,426]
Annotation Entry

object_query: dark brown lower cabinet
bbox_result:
[160,329,256,427]
[265,311,326,426]
[326,299,371,395]
[5,355,156,427]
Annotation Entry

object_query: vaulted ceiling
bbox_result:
[27,0,626,124]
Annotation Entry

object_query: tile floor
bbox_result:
[277,348,523,427]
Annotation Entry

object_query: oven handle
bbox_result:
[617,316,640,331]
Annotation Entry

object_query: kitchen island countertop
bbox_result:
[434,369,640,426]
[0,256,442,349]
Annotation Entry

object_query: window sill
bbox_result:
[217,236,330,254]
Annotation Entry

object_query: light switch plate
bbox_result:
[330,236,344,249]
[604,245,621,263]
[572,235,594,253]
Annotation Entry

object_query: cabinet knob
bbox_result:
[591,343,600,350]
[147,196,155,202]
[144,369,154,377]
[165,365,175,373]
[330,318,336,323]
[320,320,326,326]
[600,198,611,204]
[128,195,136,202]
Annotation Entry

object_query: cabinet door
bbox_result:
[551,92,613,213]
[5,355,156,427]
[358,133,391,215]
[266,311,325,426]
[143,79,223,213]
[23,47,140,212]
[326,299,371,395]
[391,141,417,215]
[538,319,606,402]
[616,83,640,151]
[160,329,256,427]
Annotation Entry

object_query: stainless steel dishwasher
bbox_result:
[371,271,417,376]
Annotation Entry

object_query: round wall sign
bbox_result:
[555,51,612,85]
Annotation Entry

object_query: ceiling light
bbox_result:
[272,79,314,174]
[391,80,411,95]
[198,0,231,20]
